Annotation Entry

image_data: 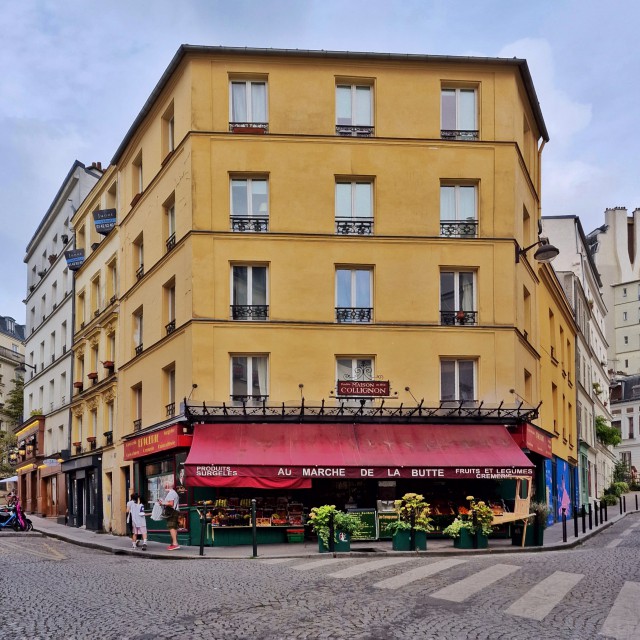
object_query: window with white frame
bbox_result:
[133,308,143,355]
[440,359,476,402]
[230,177,269,232]
[165,365,176,417]
[162,101,175,155]
[229,80,268,131]
[164,278,176,334]
[441,87,478,140]
[440,184,477,237]
[336,268,372,323]
[231,356,268,403]
[440,271,476,325]
[165,193,176,251]
[335,181,373,234]
[336,357,375,405]
[336,84,373,136]
[232,265,268,320]
[133,383,143,430]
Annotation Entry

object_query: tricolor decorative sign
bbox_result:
[93,209,117,235]
[64,248,85,271]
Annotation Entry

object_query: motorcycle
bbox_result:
[0,499,33,532]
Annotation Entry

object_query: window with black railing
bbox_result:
[441,88,478,141]
[336,307,373,323]
[336,268,372,324]
[136,264,144,280]
[335,124,374,137]
[166,233,176,252]
[166,402,175,417]
[135,344,143,356]
[440,271,476,326]
[440,219,478,238]
[440,310,478,326]
[230,177,268,232]
[440,129,479,141]
[336,84,373,137]
[231,305,269,320]
[335,218,374,235]
[133,419,142,431]
[165,319,176,335]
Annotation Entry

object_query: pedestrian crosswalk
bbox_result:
[261,557,640,638]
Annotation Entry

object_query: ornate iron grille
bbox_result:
[166,402,176,417]
[104,431,113,446]
[440,220,478,238]
[135,344,143,356]
[135,265,144,280]
[133,419,142,432]
[165,320,176,335]
[336,125,374,137]
[229,122,269,133]
[440,310,478,326]
[166,233,176,252]
[335,218,374,235]
[441,129,479,141]
[336,307,372,323]
[230,216,269,233]
[231,305,269,320]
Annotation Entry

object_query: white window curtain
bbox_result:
[231,82,247,122]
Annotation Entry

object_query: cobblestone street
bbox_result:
[1,513,640,639]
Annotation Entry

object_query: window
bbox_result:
[131,151,143,203]
[91,275,101,316]
[440,184,477,237]
[623,287,627,297]
[523,286,531,340]
[165,365,176,417]
[232,265,268,320]
[628,417,634,439]
[133,308,143,355]
[162,101,175,156]
[107,259,117,303]
[335,181,373,234]
[336,268,372,323]
[336,357,375,404]
[132,384,143,431]
[440,359,476,402]
[77,291,86,328]
[336,84,373,136]
[230,177,268,232]
[164,278,176,334]
[133,234,144,280]
[231,356,268,403]
[623,312,628,321]
[441,87,477,140]
[440,271,476,325]
[229,80,268,131]
[105,400,114,434]
[164,193,176,251]
[624,336,629,345]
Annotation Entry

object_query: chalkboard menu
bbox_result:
[347,509,378,541]
[378,511,399,540]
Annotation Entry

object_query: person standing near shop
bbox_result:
[129,493,148,551]
[160,481,180,550]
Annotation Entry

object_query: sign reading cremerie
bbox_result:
[337,380,390,396]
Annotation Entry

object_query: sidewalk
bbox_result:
[23,494,640,560]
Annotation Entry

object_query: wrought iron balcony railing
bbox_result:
[166,233,176,252]
[135,265,144,280]
[440,310,478,326]
[165,319,176,335]
[229,122,269,133]
[335,217,374,235]
[336,307,372,323]
[440,220,478,238]
[336,125,374,137]
[166,402,176,417]
[135,344,143,356]
[441,129,479,141]
[133,419,142,432]
[104,431,113,446]
[230,216,269,233]
[231,395,269,406]
[231,305,269,320]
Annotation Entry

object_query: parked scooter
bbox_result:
[0,498,33,531]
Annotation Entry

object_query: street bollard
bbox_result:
[588,503,593,530]
[198,509,206,557]
[329,512,335,554]
[573,504,579,538]
[410,511,416,551]
[251,499,258,558]
[594,501,599,527]
[636,494,638,511]
[562,508,567,543]
[623,495,627,513]
[603,500,608,522]
[619,496,623,515]
[581,504,586,534]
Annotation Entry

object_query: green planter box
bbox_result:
[318,531,350,553]
[511,523,544,547]
[453,528,488,549]
[392,529,427,551]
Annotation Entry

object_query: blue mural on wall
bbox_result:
[556,458,572,521]
[544,457,575,525]
[544,458,554,526]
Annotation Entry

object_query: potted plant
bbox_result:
[511,500,550,546]
[390,493,433,551]
[443,496,494,549]
[308,504,362,553]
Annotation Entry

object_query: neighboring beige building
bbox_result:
[0,315,25,432]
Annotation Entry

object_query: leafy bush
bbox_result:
[442,496,493,538]
[528,501,550,528]
[613,481,629,495]
[393,493,433,533]
[602,493,619,506]
[595,416,621,447]
[307,505,363,548]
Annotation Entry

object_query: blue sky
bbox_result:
[1,0,638,321]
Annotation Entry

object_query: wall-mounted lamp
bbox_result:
[14,362,37,376]
[515,238,559,264]
[187,383,198,402]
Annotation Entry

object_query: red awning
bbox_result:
[185,423,534,488]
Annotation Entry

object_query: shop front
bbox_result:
[13,415,45,514]
[184,422,535,546]
[509,422,554,503]
[123,423,192,545]
[61,455,102,530]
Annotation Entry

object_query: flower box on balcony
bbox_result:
[86,436,96,443]
[48,254,57,264]
[72,441,82,447]
[102,361,114,369]
[73,381,84,389]
[87,372,98,380]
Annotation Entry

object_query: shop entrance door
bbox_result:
[76,478,85,527]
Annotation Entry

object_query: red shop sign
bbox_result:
[124,424,192,461]
[511,423,553,459]
[337,380,390,397]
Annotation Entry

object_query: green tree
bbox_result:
[0,430,17,478]
[4,376,24,428]
[595,415,622,447]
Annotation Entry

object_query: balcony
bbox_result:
[230,216,269,233]
[104,431,113,446]
[336,307,372,323]
[166,233,176,252]
[165,319,176,335]
[133,419,142,432]
[166,402,176,418]
[229,122,268,134]
[335,218,374,235]
[135,265,144,280]
[231,395,269,406]
[135,344,143,356]
[336,125,374,137]
[440,220,478,238]
[87,436,97,450]
[441,129,479,141]
[440,310,478,326]
[231,305,269,321]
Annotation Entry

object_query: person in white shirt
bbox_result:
[160,481,180,550]
[126,492,148,551]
